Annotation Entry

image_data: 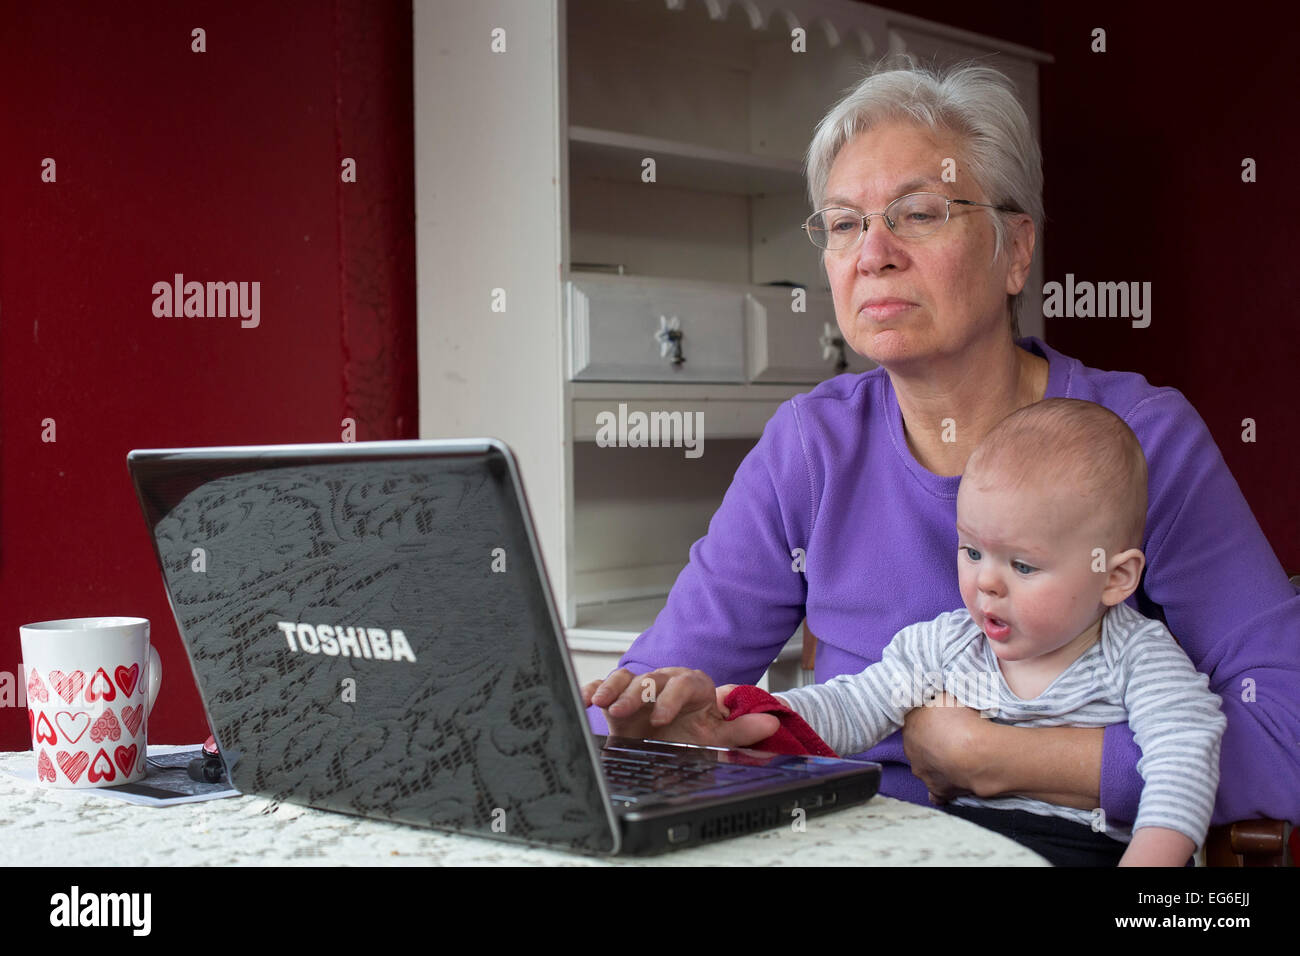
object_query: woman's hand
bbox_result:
[902,693,1105,809]
[582,668,780,748]
[901,692,989,803]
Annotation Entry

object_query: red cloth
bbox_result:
[723,685,839,758]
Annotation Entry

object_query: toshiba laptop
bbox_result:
[126,439,880,855]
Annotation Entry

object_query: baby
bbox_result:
[585,398,1227,867]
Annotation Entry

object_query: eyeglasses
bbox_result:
[802,192,1019,250]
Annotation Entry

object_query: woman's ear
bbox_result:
[1003,214,1036,297]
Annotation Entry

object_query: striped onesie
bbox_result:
[775,601,1227,847]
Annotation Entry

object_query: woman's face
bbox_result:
[820,121,1031,371]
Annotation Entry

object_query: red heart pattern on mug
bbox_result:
[54,711,90,744]
[27,669,49,703]
[28,709,36,737]
[90,708,121,743]
[56,750,89,783]
[85,667,117,703]
[114,744,139,777]
[35,712,57,745]
[114,663,140,697]
[50,670,86,704]
[87,748,116,783]
[37,750,57,783]
[121,704,144,738]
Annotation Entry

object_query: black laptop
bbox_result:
[126,439,880,855]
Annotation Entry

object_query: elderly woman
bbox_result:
[584,62,1300,861]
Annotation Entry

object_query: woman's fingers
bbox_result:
[580,678,604,707]
[606,667,689,717]
[584,668,635,708]
[587,669,763,748]
[587,672,780,751]
[647,670,716,727]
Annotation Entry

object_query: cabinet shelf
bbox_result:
[568,595,674,648]
[569,125,805,196]
[570,380,811,402]
[567,594,804,666]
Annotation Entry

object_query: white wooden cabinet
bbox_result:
[414,0,1050,682]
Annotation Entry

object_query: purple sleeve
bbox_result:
[585,400,814,734]
[1116,391,1300,825]
[1101,722,1143,826]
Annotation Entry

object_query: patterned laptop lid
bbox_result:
[128,439,619,854]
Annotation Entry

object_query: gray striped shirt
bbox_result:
[775,601,1226,846]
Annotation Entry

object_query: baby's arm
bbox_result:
[773,614,952,757]
[1115,621,1228,867]
[1119,827,1196,867]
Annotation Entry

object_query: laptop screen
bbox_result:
[129,441,618,853]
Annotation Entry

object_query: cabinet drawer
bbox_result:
[568,277,746,383]
[745,288,875,383]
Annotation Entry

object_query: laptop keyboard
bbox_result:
[600,749,786,804]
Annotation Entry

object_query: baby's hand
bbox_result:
[582,669,779,748]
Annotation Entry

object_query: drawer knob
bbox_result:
[656,315,685,368]
[820,322,847,374]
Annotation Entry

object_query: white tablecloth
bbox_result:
[0,746,1049,866]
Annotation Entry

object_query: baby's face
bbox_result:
[955,475,1111,664]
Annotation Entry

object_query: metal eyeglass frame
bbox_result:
[801,192,1020,250]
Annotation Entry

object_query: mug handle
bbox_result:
[145,645,162,714]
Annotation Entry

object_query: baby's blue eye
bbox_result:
[1012,561,1036,574]
[963,547,981,561]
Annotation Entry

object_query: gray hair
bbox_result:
[805,55,1044,336]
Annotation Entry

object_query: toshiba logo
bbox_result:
[276,622,417,662]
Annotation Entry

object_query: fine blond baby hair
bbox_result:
[964,398,1148,551]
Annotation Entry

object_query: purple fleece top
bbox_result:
[588,336,1300,827]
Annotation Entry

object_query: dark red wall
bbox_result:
[0,0,416,749]
[873,0,1299,572]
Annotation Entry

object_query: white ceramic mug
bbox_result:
[20,617,162,788]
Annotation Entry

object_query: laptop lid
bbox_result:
[128,439,621,854]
